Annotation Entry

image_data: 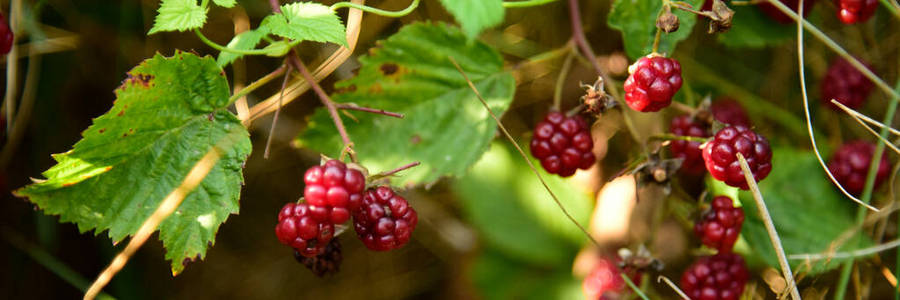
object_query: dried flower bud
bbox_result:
[657,9,680,33]
[707,0,734,33]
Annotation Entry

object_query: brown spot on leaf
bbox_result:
[380,63,399,75]
[410,135,421,145]
[117,110,125,117]
[334,84,357,94]
[368,83,383,94]
[98,128,106,134]
[62,182,76,187]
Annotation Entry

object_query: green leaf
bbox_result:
[296,23,516,186]
[216,29,267,67]
[149,0,207,34]
[471,249,583,300]
[453,143,593,266]
[717,4,793,48]
[263,2,348,47]
[607,0,703,59]
[15,52,252,274]
[438,0,505,39]
[738,148,871,275]
[212,0,236,8]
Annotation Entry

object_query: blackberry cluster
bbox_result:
[581,257,626,300]
[353,186,419,251]
[694,196,744,252]
[702,125,772,190]
[623,56,683,112]
[530,112,596,177]
[828,141,890,195]
[303,160,366,225]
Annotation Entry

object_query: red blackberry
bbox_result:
[294,238,342,277]
[275,202,335,258]
[303,159,366,225]
[680,253,749,300]
[702,125,772,190]
[821,57,874,111]
[624,56,683,112]
[710,98,750,127]
[827,141,890,195]
[530,112,596,177]
[834,0,878,24]
[694,196,744,253]
[353,186,418,251]
[669,115,711,175]
[758,0,818,24]
[0,13,11,56]
[582,257,627,300]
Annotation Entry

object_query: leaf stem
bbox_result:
[377,161,421,177]
[335,103,404,118]
[736,152,801,300]
[194,29,275,56]
[503,0,559,8]
[288,55,357,162]
[449,56,601,249]
[330,0,419,17]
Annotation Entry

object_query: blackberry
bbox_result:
[694,196,744,252]
[710,98,750,127]
[669,115,711,175]
[821,57,874,111]
[758,0,818,24]
[294,238,342,277]
[275,202,335,258]
[353,186,418,251]
[304,159,366,224]
[702,125,772,190]
[835,0,878,24]
[827,141,890,195]
[530,111,596,177]
[681,253,749,300]
[624,56,683,112]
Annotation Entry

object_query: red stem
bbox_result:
[288,55,357,162]
[567,0,621,100]
[336,103,404,118]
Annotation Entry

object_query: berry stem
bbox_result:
[330,0,419,18]
[335,103,404,118]
[289,55,358,163]
[449,56,601,249]
[736,153,801,300]
[377,161,421,177]
[552,47,575,111]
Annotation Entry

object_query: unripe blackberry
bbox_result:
[669,115,711,175]
[275,202,335,258]
[821,57,874,111]
[353,186,418,251]
[710,98,750,127]
[694,196,744,253]
[681,253,749,300]
[702,125,772,190]
[624,56,683,112]
[304,159,366,224]
[582,257,627,300]
[827,141,890,195]
[530,112,595,177]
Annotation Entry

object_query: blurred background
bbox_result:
[1,0,899,299]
